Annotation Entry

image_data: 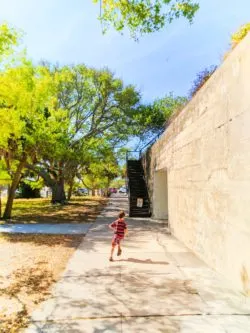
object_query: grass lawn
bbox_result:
[1,196,107,223]
[0,234,83,333]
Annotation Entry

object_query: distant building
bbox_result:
[40,186,52,198]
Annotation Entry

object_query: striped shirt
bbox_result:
[110,218,127,238]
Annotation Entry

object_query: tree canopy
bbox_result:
[0,48,144,217]
[94,0,199,39]
[133,93,187,146]
[0,23,19,58]
[0,23,188,219]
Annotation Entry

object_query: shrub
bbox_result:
[189,65,217,98]
[231,22,250,48]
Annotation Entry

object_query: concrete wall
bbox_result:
[142,33,250,294]
[153,170,169,220]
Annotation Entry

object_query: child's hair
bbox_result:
[119,211,125,219]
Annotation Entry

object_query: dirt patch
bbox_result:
[0,234,83,333]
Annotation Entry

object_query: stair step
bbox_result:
[130,207,150,210]
[127,158,151,218]
[130,213,151,217]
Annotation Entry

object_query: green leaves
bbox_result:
[0,160,11,186]
[0,59,142,197]
[80,143,120,190]
[134,93,187,143]
[94,0,199,39]
[0,20,189,209]
[231,22,250,48]
[53,64,141,146]
[0,23,20,58]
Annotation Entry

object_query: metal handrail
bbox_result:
[139,129,164,154]
[126,129,165,162]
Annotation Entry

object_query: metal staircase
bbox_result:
[127,157,151,217]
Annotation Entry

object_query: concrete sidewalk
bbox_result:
[25,195,250,332]
[0,223,92,235]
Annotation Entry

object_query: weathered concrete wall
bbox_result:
[142,33,250,294]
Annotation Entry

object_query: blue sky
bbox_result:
[0,0,249,103]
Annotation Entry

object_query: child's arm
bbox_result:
[124,227,128,236]
[109,221,116,230]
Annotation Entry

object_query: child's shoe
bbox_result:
[109,257,114,262]
[117,248,122,256]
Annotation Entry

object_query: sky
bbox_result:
[0,0,249,103]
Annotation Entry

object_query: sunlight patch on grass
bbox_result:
[1,196,107,224]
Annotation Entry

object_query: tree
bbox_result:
[0,23,189,218]
[0,161,11,218]
[0,23,19,59]
[134,93,187,146]
[0,60,143,218]
[94,0,199,39]
[110,178,125,189]
[0,61,65,218]
[80,143,120,196]
[26,64,141,204]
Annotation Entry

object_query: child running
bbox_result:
[109,211,128,262]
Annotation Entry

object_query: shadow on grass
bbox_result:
[0,233,83,247]
[3,197,108,224]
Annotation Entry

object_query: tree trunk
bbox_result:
[67,180,74,201]
[91,189,95,196]
[3,159,26,220]
[51,178,66,204]
[0,188,2,219]
[26,161,67,204]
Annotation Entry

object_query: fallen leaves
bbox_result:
[0,234,83,333]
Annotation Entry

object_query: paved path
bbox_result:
[25,196,250,332]
[0,223,92,235]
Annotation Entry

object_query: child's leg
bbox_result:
[110,236,117,261]
[117,239,122,256]
[110,244,115,260]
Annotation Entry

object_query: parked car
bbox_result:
[118,186,127,194]
[108,188,117,193]
[14,189,22,198]
[75,188,88,196]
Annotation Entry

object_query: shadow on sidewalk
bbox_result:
[116,258,169,265]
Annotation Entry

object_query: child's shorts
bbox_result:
[112,235,124,246]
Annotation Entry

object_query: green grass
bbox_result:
[0,196,107,224]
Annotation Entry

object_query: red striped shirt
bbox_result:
[110,218,127,237]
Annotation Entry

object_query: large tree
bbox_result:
[26,64,141,205]
[0,23,189,219]
[94,0,199,39]
[0,61,66,218]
